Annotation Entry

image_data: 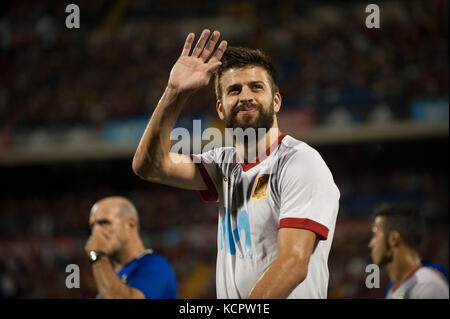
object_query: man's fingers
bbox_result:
[100,230,110,240]
[209,40,228,63]
[85,237,92,250]
[92,226,101,235]
[181,33,195,56]
[92,226,108,240]
[206,61,222,75]
[192,29,211,57]
[200,30,220,60]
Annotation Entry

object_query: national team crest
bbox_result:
[251,174,270,200]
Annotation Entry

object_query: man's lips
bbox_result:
[238,108,258,114]
[236,105,259,115]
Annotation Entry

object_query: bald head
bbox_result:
[88,196,144,260]
[89,196,140,230]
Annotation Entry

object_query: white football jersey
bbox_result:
[191,134,340,298]
[386,266,449,299]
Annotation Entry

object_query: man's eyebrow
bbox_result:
[226,81,265,91]
[89,219,110,227]
[226,83,241,91]
[249,81,265,85]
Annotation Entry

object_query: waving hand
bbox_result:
[168,29,227,94]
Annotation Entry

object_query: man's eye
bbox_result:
[253,85,263,89]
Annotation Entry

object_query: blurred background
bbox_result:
[0,0,448,298]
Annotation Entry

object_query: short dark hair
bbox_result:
[373,204,425,251]
[214,46,279,99]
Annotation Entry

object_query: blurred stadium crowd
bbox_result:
[0,0,448,298]
[0,0,448,147]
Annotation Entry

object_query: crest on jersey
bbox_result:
[251,174,270,200]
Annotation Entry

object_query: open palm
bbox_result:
[168,29,227,94]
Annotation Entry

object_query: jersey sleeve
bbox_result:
[278,147,340,240]
[190,148,224,202]
[126,255,178,299]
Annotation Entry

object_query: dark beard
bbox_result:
[224,101,274,131]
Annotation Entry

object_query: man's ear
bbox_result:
[387,230,401,248]
[216,99,225,120]
[273,92,281,113]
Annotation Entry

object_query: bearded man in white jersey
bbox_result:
[133,29,340,298]
[369,204,449,299]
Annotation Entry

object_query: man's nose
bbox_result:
[238,86,254,103]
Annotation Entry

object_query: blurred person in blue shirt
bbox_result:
[85,196,177,299]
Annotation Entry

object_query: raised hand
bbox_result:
[168,29,227,95]
[85,226,115,256]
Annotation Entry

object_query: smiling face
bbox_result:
[216,66,281,131]
[368,216,393,267]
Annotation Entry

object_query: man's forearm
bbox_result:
[246,255,307,299]
[132,86,190,178]
[91,257,139,299]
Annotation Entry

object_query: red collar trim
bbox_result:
[391,264,423,293]
[241,134,287,172]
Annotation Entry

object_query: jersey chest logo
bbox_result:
[251,174,270,200]
[220,208,252,255]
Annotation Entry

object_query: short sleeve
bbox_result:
[126,254,178,299]
[278,147,340,240]
[190,148,224,202]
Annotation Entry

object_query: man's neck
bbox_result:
[114,237,146,268]
[387,246,422,287]
[235,127,282,164]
